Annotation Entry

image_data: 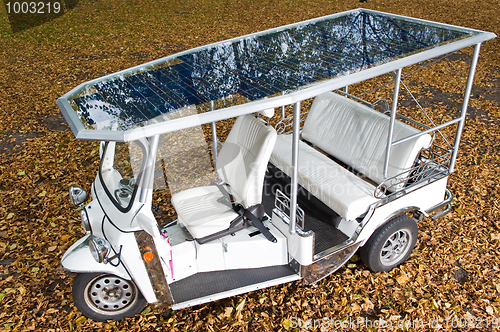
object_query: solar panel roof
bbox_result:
[57,8,495,141]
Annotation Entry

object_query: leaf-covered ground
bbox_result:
[0,0,499,331]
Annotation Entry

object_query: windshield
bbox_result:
[100,141,146,211]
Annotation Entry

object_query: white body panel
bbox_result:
[101,215,158,304]
[194,238,226,272]
[271,211,314,266]
[162,224,197,283]
[358,177,449,245]
[219,220,288,270]
[61,235,130,280]
[161,220,288,283]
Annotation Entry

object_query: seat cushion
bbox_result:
[171,185,240,239]
[270,134,379,221]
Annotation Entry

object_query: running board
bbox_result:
[170,265,300,310]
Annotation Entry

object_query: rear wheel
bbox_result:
[72,273,147,321]
[360,214,418,272]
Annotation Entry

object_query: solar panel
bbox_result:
[58,9,494,141]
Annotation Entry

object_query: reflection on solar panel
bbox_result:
[58,9,491,140]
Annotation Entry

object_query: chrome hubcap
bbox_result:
[380,229,412,266]
[84,275,137,314]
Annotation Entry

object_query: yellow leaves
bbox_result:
[282,319,292,330]
[235,298,246,312]
[60,234,71,242]
[223,307,233,318]
[362,299,375,311]
[492,283,500,295]
[486,306,495,315]
[0,2,497,332]
[396,272,410,285]
[75,316,86,324]
[141,306,152,315]
[350,302,361,313]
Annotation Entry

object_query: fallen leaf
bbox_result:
[75,316,86,324]
[396,272,410,285]
[141,307,152,315]
[224,307,233,318]
[495,283,500,293]
[60,234,71,242]
[236,298,246,312]
[362,299,374,310]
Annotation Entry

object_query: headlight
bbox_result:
[89,236,110,263]
[69,186,88,206]
[80,208,91,234]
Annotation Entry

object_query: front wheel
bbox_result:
[72,273,147,322]
[360,214,418,272]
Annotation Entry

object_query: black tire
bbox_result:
[72,273,147,322]
[360,214,418,272]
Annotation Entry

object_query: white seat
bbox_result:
[301,92,432,186]
[171,114,277,241]
[270,92,432,221]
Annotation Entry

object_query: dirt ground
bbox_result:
[0,0,499,331]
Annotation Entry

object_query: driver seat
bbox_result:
[171,112,277,243]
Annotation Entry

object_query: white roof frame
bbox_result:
[57,8,496,142]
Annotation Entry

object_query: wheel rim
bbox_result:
[83,274,138,316]
[379,228,413,267]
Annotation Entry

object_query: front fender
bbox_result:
[61,235,130,280]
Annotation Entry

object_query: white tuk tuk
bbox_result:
[57,9,495,321]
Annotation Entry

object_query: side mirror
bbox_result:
[69,186,88,206]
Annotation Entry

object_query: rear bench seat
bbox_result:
[270,92,432,221]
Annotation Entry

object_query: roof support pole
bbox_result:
[140,135,160,204]
[281,91,286,120]
[383,68,402,178]
[210,101,218,164]
[289,101,301,235]
[449,42,482,173]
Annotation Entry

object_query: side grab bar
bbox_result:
[425,189,453,220]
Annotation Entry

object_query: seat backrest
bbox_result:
[216,114,277,208]
[301,92,432,185]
